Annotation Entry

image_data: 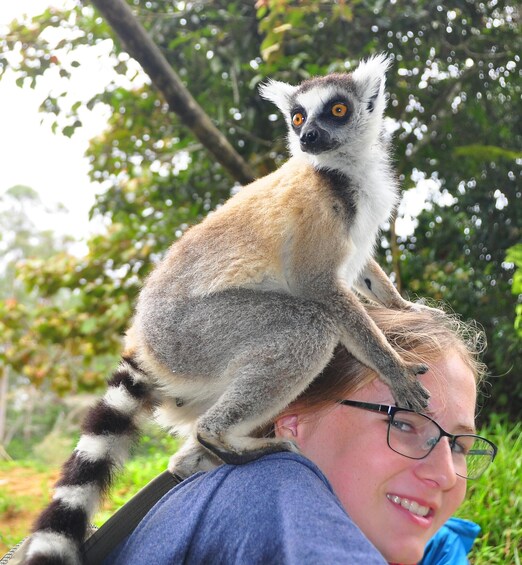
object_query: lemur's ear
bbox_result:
[259,79,297,115]
[352,53,390,113]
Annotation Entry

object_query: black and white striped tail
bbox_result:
[24,355,155,565]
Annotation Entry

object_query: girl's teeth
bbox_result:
[387,494,430,517]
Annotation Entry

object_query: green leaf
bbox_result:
[453,144,522,161]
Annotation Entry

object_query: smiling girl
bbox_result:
[275,305,495,564]
[102,304,496,565]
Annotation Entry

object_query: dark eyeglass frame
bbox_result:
[338,400,498,480]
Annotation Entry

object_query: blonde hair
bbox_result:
[276,303,487,420]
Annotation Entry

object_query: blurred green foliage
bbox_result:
[456,416,522,564]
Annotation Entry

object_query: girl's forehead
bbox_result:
[419,353,477,429]
[352,353,477,429]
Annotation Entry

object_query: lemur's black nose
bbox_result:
[301,129,319,145]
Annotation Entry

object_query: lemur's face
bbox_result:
[284,72,385,161]
[259,55,390,164]
[288,78,357,156]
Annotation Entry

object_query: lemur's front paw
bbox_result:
[405,298,443,316]
[391,363,430,411]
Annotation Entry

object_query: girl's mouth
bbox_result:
[386,494,431,517]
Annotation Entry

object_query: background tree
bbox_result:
[0,0,520,420]
[0,186,112,456]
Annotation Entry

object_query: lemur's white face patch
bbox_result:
[292,85,343,120]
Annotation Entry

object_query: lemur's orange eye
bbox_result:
[331,103,348,117]
[292,112,305,127]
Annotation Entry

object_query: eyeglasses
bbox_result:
[338,400,497,480]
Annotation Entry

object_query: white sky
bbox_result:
[0,0,435,247]
[0,0,110,244]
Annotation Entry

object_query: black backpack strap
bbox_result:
[81,470,182,564]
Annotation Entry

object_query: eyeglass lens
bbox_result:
[388,411,495,479]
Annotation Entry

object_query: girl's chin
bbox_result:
[378,539,427,565]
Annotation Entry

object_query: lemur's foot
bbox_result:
[390,363,430,411]
[197,431,299,465]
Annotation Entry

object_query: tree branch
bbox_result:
[88,0,256,185]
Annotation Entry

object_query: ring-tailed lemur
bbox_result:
[24,54,429,565]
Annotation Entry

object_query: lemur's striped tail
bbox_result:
[24,355,156,565]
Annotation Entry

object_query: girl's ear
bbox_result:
[274,414,299,438]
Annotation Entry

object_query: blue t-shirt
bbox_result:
[103,452,386,564]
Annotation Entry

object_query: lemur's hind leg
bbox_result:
[142,288,339,468]
[195,308,338,465]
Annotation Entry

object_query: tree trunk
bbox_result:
[89,0,256,186]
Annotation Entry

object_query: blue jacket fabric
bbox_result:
[103,452,386,564]
[420,517,481,565]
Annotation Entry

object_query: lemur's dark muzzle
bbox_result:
[299,124,336,154]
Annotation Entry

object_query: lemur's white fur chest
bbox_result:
[260,53,399,288]
[311,150,398,287]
